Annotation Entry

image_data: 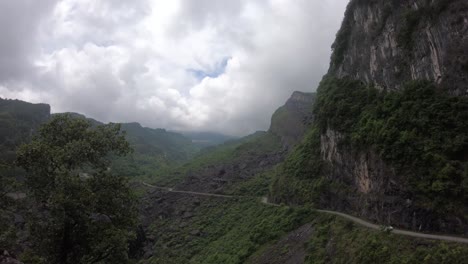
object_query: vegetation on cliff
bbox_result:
[271,77,468,218]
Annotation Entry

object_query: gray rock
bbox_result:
[190,229,201,236]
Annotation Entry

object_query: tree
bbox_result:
[16,114,137,264]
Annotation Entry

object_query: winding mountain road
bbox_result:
[141,182,236,198]
[141,182,468,244]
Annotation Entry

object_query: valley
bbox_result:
[1,0,468,263]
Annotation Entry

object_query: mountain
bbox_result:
[138,0,468,262]
[0,103,199,182]
[145,91,317,192]
[55,112,200,180]
[271,0,468,234]
[3,1,468,262]
[0,98,50,155]
[269,91,315,148]
[0,98,50,181]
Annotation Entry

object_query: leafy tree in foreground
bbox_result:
[16,114,137,264]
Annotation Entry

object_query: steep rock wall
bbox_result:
[330,0,468,96]
[319,128,466,234]
[318,0,468,234]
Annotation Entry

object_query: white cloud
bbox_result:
[0,0,348,136]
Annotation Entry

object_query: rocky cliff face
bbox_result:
[316,0,468,234]
[319,127,467,233]
[269,91,315,148]
[330,0,468,96]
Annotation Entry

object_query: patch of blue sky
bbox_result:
[188,57,230,81]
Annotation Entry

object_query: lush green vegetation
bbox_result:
[271,77,468,216]
[318,78,468,212]
[0,99,51,254]
[146,194,468,264]
[330,5,352,67]
[150,131,282,187]
[107,123,199,182]
[225,169,275,197]
[0,99,49,150]
[0,98,50,184]
[270,128,330,205]
[147,198,313,264]
[16,114,138,264]
[182,131,281,173]
[306,214,468,264]
[57,113,202,183]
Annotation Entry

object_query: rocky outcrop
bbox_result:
[175,154,284,194]
[330,0,468,96]
[269,91,315,148]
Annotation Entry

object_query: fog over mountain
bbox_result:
[0,0,347,136]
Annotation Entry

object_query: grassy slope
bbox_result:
[142,191,468,264]
[146,131,282,187]
[305,214,468,264]
[145,198,313,264]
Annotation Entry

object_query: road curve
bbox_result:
[141,182,468,244]
[316,210,468,244]
[141,182,236,199]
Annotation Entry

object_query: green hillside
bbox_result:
[56,113,200,180]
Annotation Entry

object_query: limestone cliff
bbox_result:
[317,0,468,234]
[330,0,468,96]
[269,91,315,148]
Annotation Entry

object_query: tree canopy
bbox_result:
[16,114,137,264]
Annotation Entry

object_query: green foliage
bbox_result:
[147,199,312,264]
[152,132,282,187]
[270,128,329,205]
[59,114,201,183]
[120,123,198,162]
[314,77,380,134]
[330,7,352,67]
[272,76,468,217]
[0,99,50,253]
[305,214,468,264]
[0,98,49,150]
[226,169,275,197]
[16,114,137,264]
[312,77,468,213]
[351,81,468,210]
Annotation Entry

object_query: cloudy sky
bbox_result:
[0,0,348,136]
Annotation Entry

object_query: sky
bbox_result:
[0,0,348,136]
